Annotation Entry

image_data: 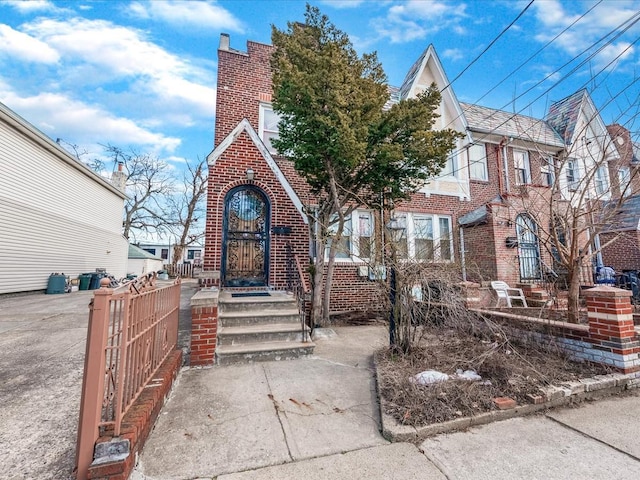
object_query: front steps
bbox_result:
[216,290,314,365]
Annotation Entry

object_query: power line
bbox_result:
[441,0,535,92]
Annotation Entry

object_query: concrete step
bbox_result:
[217,323,311,345]
[219,308,301,327]
[215,341,315,365]
[218,291,298,313]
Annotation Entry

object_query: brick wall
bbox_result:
[601,231,640,272]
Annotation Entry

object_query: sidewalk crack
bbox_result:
[263,364,294,462]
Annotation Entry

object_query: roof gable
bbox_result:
[398,45,471,140]
[207,119,307,224]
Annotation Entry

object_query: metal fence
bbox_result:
[75,273,181,479]
[164,263,200,278]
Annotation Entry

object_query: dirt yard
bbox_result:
[376,327,612,427]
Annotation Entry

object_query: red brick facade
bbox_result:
[205,34,635,313]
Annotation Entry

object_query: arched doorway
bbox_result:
[222,186,270,287]
[516,213,541,281]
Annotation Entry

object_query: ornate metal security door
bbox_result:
[222,186,269,287]
[516,213,541,281]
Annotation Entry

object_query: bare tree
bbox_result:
[165,158,208,267]
[496,112,640,323]
[102,145,175,241]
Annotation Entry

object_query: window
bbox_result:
[514,150,530,185]
[439,218,452,260]
[594,165,608,195]
[566,159,579,191]
[468,143,488,181]
[414,217,434,260]
[328,215,352,259]
[327,210,375,260]
[441,152,457,177]
[396,213,453,262]
[143,248,156,255]
[161,248,169,260]
[541,157,555,187]
[619,167,631,197]
[357,212,373,259]
[187,250,196,259]
[259,104,281,154]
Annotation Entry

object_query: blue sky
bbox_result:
[1,0,639,171]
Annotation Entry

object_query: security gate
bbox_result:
[516,213,541,281]
[222,186,270,287]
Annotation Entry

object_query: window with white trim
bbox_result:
[468,143,488,181]
[327,210,374,260]
[619,167,631,197]
[259,104,281,154]
[541,157,555,187]
[594,165,608,195]
[566,159,579,191]
[514,150,531,185]
[395,213,453,262]
[441,152,457,177]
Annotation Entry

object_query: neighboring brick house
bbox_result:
[598,124,640,272]
[204,33,629,313]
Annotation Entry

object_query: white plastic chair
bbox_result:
[491,281,528,308]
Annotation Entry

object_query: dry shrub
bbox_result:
[377,275,613,427]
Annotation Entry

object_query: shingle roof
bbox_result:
[601,194,640,232]
[545,89,587,144]
[460,102,565,148]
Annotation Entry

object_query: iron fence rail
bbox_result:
[75,274,180,480]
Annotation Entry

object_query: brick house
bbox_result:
[204,34,631,313]
[599,124,640,272]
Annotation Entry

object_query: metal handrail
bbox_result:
[286,242,311,342]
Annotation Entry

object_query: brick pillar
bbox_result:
[585,286,640,373]
[190,289,219,366]
[458,281,481,308]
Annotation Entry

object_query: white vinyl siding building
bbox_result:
[0,102,128,294]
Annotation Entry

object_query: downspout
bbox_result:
[459,226,467,282]
[502,138,511,193]
[496,143,504,194]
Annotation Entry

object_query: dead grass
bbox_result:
[376,327,612,427]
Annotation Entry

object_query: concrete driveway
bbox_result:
[0,280,197,480]
[0,290,93,480]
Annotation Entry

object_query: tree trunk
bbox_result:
[172,245,184,267]
[566,267,581,324]
[310,215,325,327]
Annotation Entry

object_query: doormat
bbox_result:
[230,292,271,298]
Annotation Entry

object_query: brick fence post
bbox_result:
[458,281,481,308]
[585,286,640,373]
[190,289,220,366]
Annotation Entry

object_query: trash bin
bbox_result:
[78,273,92,291]
[88,273,104,290]
[46,273,67,294]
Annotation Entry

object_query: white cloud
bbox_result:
[20,17,216,117]
[0,24,59,63]
[442,48,464,61]
[372,0,467,43]
[532,0,639,71]
[319,0,366,9]
[0,84,181,152]
[5,0,56,13]
[127,0,244,32]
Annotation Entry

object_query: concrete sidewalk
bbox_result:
[134,325,640,480]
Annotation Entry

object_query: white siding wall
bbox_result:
[0,113,128,294]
